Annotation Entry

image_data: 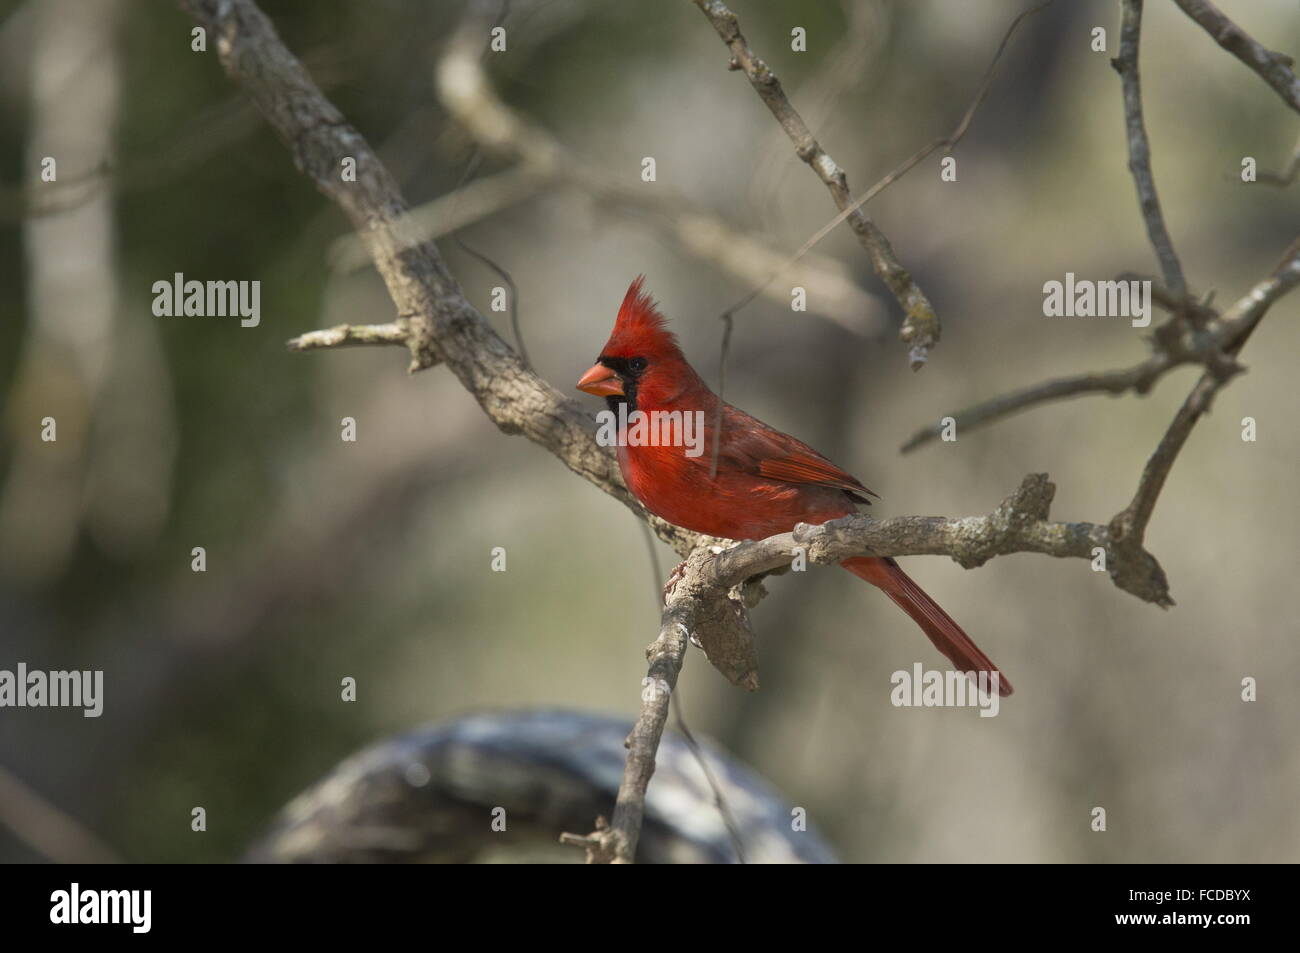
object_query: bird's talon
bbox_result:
[662,560,688,600]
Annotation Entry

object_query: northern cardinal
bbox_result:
[577,278,1012,696]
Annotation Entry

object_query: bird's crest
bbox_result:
[604,276,681,356]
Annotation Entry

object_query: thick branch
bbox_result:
[692,0,939,368]
[1173,0,1300,115]
[593,616,690,864]
[579,469,1173,861]
[706,473,1169,607]
[179,0,713,559]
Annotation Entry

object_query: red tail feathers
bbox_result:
[843,556,1013,697]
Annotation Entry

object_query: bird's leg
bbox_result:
[662,560,688,601]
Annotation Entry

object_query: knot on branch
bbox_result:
[559,816,626,865]
[1106,510,1174,608]
[1000,472,1056,521]
[947,473,1055,569]
[1108,537,1174,608]
[899,299,940,370]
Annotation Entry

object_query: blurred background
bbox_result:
[0,0,1296,863]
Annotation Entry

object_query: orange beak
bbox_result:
[576,362,624,397]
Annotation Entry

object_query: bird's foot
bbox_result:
[662,560,688,601]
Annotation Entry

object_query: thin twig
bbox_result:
[425,3,880,334]
[1110,240,1300,546]
[1114,0,1187,301]
[0,764,122,864]
[1258,132,1300,186]
[708,312,733,480]
[287,321,409,351]
[445,147,532,372]
[702,0,1051,420]
[899,255,1293,452]
[670,693,748,864]
[780,0,1054,282]
[693,0,942,369]
[1172,0,1300,115]
[636,520,664,613]
[440,22,534,374]
[456,244,530,370]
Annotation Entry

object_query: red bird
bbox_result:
[577,277,1012,696]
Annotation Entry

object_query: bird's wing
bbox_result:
[713,404,879,502]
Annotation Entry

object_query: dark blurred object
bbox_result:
[247,708,835,864]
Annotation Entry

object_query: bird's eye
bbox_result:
[629,357,648,373]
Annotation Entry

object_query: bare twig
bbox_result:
[784,0,1054,280]
[670,693,748,864]
[328,166,550,271]
[904,0,1297,455]
[1114,0,1187,301]
[707,0,1050,455]
[0,764,122,864]
[287,321,409,351]
[446,148,533,371]
[693,0,940,368]
[183,0,719,559]
[1110,241,1300,547]
[708,312,733,480]
[901,363,1173,453]
[709,0,1045,350]
[1258,132,1300,187]
[898,268,1269,453]
[1172,0,1300,115]
[418,5,881,335]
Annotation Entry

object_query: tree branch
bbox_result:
[1114,0,1187,301]
[1258,132,1300,187]
[404,5,883,336]
[569,469,1173,860]
[692,0,940,368]
[904,0,1297,456]
[1172,0,1300,115]
[898,261,1287,453]
[287,321,409,351]
[182,0,1273,867]
[1110,241,1300,548]
[571,616,691,864]
[179,0,713,561]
